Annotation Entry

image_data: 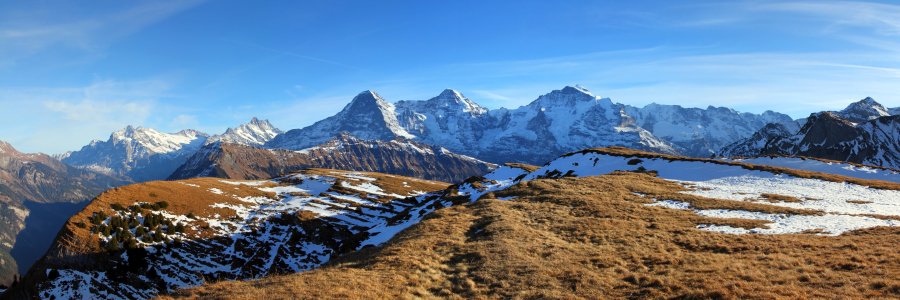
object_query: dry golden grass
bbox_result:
[502,163,541,173]
[583,147,900,191]
[846,200,875,204]
[302,168,450,197]
[759,193,804,203]
[159,171,900,300]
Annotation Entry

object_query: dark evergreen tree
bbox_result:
[106,236,119,251]
[48,269,61,280]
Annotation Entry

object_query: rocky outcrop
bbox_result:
[170,133,497,183]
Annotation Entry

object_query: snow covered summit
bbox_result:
[205,117,284,146]
[266,90,415,150]
[61,126,209,182]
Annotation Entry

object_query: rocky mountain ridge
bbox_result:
[718,97,900,168]
[0,141,123,285]
[204,117,283,146]
[169,132,497,183]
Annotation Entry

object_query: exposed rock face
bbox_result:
[759,113,900,168]
[833,97,893,123]
[60,126,209,183]
[10,170,453,299]
[204,117,283,146]
[267,91,415,150]
[170,133,497,183]
[718,97,900,168]
[0,141,123,285]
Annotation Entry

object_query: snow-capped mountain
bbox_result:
[622,103,793,157]
[718,97,900,166]
[60,126,209,183]
[266,91,415,150]
[269,86,682,165]
[204,117,283,146]
[169,132,497,183]
[716,121,802,157]
[832,97,893,123]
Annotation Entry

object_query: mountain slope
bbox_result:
[0,141,123,285]
[60,126,209,183]
[170,133,497,183]
[266,91,415,150]
[758,113,900,168]
[161,147,900,299]
[623,103,792,157]
[717,121,802,157]
[718,97,899,161]
[204,117,283,146]
[271,86,681,165]
[5,170,451,299]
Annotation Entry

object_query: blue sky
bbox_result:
[1,0,899,154]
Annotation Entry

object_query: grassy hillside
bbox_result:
[162,169,900,299]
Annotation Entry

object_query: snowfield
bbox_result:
[459,150,900,236]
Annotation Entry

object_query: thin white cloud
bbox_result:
[170,115,199,128]
[0,79,183,154]
[757,1,900,36]
[0,0,207,66]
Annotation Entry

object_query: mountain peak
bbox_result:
[0,140,17,155]
[836,96,890,123]
[205,118,283,146]
[438,88,463,99]
[345,90,391,110]
[562,85,592,96]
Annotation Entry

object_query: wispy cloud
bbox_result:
[0,0,206,66]
[0,79,183,153]
[756,1,900,36]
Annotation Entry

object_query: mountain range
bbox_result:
[49,85,795,186]
[268,86,792,164]
[719,97,900,168]
[169,133,497,183]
